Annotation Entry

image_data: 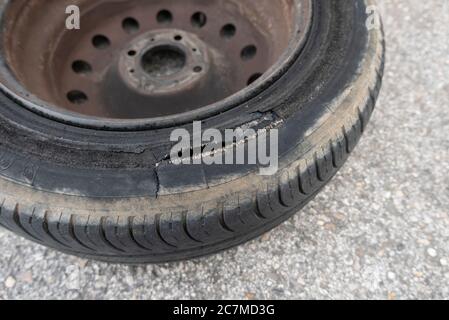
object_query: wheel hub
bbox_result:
[122,30,209,94]
[110,29,213,118]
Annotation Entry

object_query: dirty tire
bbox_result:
[0,0,384,263]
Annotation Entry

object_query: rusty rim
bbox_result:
[0,0,312,130]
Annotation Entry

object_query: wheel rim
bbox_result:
[0,0,312,130]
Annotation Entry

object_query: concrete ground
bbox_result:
[0,0,448,300]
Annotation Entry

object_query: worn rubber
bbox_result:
[0,0,384,263]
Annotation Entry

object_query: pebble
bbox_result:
[245,292,256,300]
[17,271,33,284]
[261,233,271,242]
[77,259,88,269]
[4,276,16,288]
[388,292,397,300]
[427,248,438,258]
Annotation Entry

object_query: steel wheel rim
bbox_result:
[0,0,313,130]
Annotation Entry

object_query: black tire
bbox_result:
[0,0,384,263]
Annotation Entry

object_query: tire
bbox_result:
[0,0,384,263]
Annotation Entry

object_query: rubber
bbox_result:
[0,0,385,263]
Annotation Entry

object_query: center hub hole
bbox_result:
[141,45,187,77]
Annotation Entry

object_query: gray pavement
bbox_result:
[0,0,448,300]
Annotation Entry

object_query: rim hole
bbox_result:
[191,12,207,28]
[67,90,88,104]
[92,35,110,49]
[247,73,262,86]
[193,66,202,73]
[174,35,183,41]
[128,50,137,56]
[72,60,92,74]
[122,17,140,34]
[221,24,236,39]
[157,10,173,24]
[141,45,186,77]
[241,45,257,61]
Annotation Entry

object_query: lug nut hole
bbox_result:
[191,12,207,28]
[72,60,92,74]
[92,35,111,49]
[122,17,140,34]
[241,45,257,61]
[157,10,173,24]
[221,24,236,39]
[248,73,262,86]
[67,90,88,104]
